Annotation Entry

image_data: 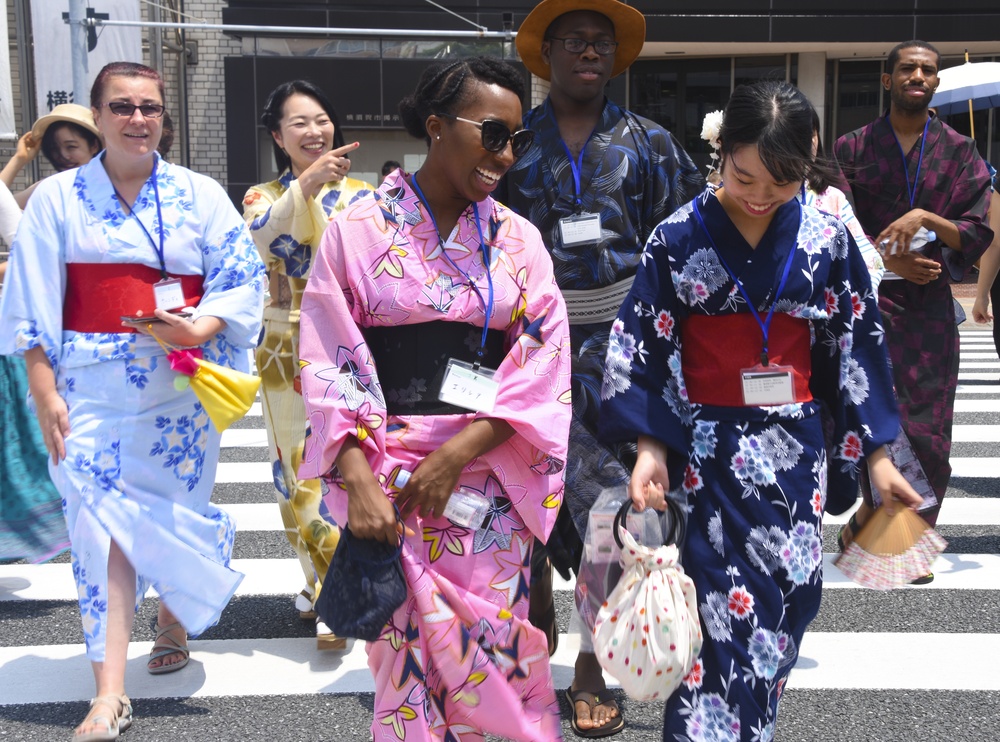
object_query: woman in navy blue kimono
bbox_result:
[599,81,922,741]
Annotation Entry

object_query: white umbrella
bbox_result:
[932,60,1000,139]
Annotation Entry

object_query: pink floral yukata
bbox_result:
[298,170,571,741]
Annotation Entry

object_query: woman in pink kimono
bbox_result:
[298,57,571,741]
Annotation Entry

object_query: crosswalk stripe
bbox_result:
[216,462,273,483]
[2,627,998,707]
[789,632,1000,691]
[954,399,1000,412]
[950,457,999,477]
[220,428,269,448]
[952,424,1000,441]
[216,498,1000,531]
[6,549,999,604]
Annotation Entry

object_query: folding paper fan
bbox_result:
[834,505,947,590]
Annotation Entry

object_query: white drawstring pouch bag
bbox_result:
[593,499,702,702]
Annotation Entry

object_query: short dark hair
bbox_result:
[40,121,100,171]
[157,111,175,159]
[260,80,346,174]
[381,160,401,177]
[398,56,525,145]
[719,80,835,189]
[91,62,165,110]
[886,40,941,74]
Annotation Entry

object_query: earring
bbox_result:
[435,135,440,140]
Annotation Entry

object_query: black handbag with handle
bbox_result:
[316,511,408,642]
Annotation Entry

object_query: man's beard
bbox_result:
[890,83,934,113]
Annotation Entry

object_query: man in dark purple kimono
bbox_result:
[834,41,993,561]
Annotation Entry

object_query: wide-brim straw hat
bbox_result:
[31,104,100,141]
[516,0,646,81]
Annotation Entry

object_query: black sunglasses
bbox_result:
[438,113,535,158]
[104,102,166,119]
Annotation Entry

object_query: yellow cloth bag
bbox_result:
[150,327,261,432]
[186,357,261,432]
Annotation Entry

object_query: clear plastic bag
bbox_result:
[575,486,677,632]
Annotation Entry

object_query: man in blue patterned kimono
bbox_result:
[501,0,703,734]
[834,41,993,558]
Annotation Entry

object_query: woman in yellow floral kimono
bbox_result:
[243,80,375,647]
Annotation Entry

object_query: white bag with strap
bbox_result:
[593,499,702,701]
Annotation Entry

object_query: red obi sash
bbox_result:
[681,313,813,406]
[63,263,203,334]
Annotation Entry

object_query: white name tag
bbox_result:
[558,212,602,246]
[153,278,186,311]
[586,511,620,564]
[741,365,796,406]
[438,359,499,413]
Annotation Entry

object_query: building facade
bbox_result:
[3,1,999,207]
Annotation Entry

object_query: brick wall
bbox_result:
[153,1,241,184]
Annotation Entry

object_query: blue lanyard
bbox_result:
[559,139,589,211]
[692,197,800,366]
[888,114,931,209]
[410,172,495,368]
[108,156,167,279]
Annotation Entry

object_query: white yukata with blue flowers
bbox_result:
[0,153,265,661]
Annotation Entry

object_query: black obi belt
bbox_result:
[362,321,508,416]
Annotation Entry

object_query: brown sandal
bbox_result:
[147,621,190,675]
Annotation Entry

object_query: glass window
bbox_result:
[630,58,729,174]
[682,58,732,159]
[381,39,507,59]
[834,60,883,139]
[630,61,680,133]
[734,55,787,88]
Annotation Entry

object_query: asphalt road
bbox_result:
[1,323,998,741]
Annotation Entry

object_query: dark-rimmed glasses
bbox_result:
[438,113,535,158]
[546,37,619,56]
[103,102,166,119]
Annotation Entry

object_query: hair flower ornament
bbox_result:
[701,109,724,180]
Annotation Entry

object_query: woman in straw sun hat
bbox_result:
[0,104,102,208]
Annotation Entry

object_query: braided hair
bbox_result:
[398,57,525,145]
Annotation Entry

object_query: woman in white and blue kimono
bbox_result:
[598,81,922,741]
[0,62,264,741]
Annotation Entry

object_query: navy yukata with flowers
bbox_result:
[0,154,265,661]
[599,188,899,741]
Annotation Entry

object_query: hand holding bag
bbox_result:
[316,508,407,642]
[593,498,702,702]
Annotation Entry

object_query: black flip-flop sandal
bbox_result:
[565,688,625,738]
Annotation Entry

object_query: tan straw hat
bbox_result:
[31,104,100,141]
[516,0,646,81]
